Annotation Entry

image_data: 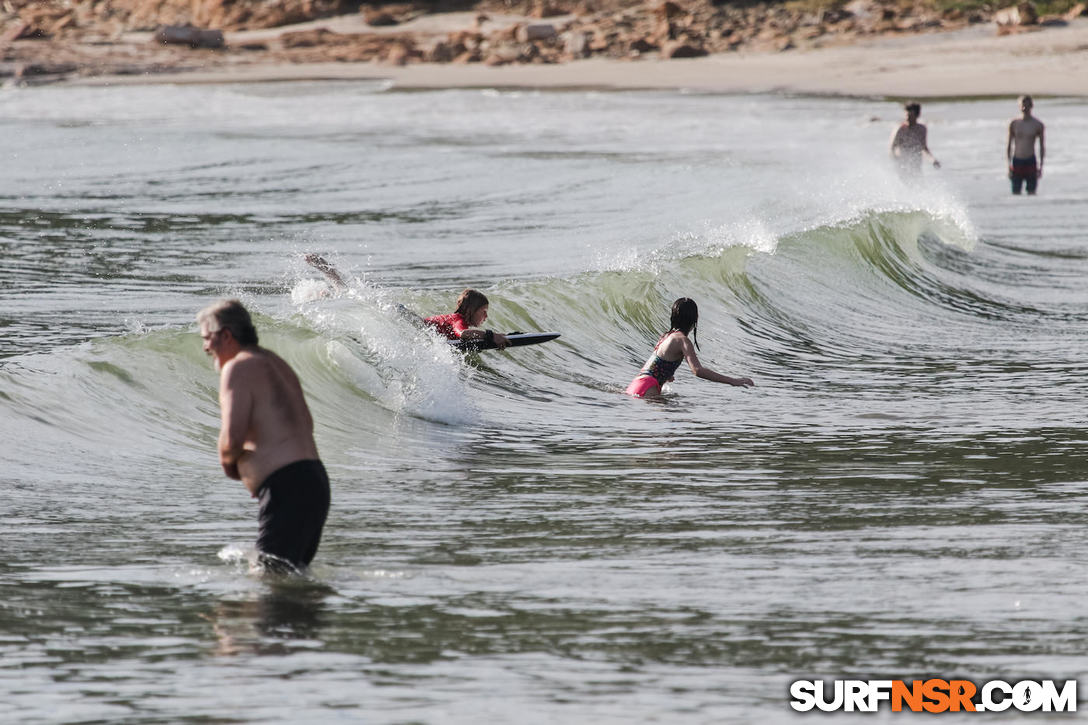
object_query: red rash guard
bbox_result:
[423,312,468,340]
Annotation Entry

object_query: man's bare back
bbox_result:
[218,348,319,496]
[891,123,926,155]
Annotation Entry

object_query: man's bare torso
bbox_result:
[222,348,319,495]
[1009,116,1044,159]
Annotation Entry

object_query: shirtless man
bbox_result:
[1007,95,1045,195]
[198,299,330,573]
[890,102,940,178]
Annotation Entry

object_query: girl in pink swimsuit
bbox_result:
[625,298,755,398]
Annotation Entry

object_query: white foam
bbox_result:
[291,275,479,426]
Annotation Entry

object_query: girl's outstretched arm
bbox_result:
[682,337,754,387]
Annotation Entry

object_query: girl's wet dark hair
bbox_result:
[455,288,489,319]
[669,297,699,350]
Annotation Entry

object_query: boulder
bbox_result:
[655,1,684,22]
[185,0,347,31]
[448,30,483,49]
[14,61,79,78]
[843,0,874,21]
[452,49,482,63]
[562,29,590,57]
[994,2,1037,25]
[425,40,457,62]
[483,42,545,65]
[281,28,339,48]
[589,27,615,52]
[572,0,597,15]
[364,4,418,27]
[365,11,399,27]
[490,24,521,43]
[517,42,542,61]
[820,8,851,23]
[9,14,59,40]
[661,40,707,57]
[1,20,35,42]
[516,23,558,42]
[49,12,77,35]
[531,2,567,18]
[154,24,225,48]
[383,42,411,65]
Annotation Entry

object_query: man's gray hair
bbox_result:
[197,299,259,346]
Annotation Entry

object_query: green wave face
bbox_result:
[0,206,994,454]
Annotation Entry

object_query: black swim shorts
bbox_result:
[255,459,330,573]
[1009,156,1038,194]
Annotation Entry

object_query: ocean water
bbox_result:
[1,81,1087,722]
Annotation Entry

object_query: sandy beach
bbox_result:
[60,16,1088,98]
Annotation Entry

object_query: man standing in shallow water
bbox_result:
[890,101,940,178]
[1007,95,1045,195]
[197,299,330,573]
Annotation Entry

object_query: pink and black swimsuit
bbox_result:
[625,351,683,397]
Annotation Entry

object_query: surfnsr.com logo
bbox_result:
[789,679,1077,713]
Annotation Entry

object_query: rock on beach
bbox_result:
[1,0,1085,85]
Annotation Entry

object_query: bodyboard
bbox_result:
[450,332,561,352]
